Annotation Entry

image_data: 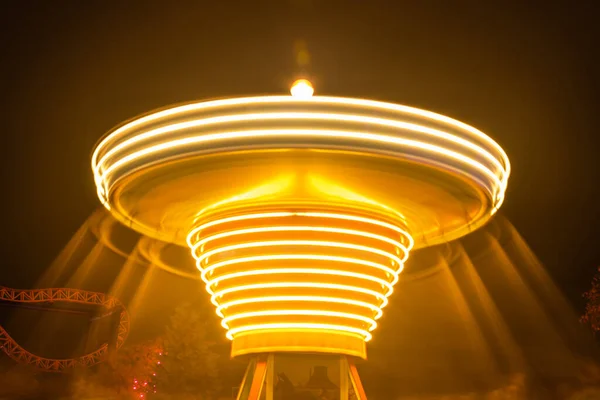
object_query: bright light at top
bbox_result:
[290,79,314,98]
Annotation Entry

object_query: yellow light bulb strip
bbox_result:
[201,256,399,291]
[188,209,411,348]
[92,96,510,215]
[194,239,402,266]
[220,309,377,331]
[93,111,507,186]
[96,128,503,206]
[92,95,510,184]
[191,225,408,258]
[215,296,384,320]
[226,323,373,342]
[91,95,507,158]
[187,211,414,251]
[203,267,395,297]
[209,281,390,310]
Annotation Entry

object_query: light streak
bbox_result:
[208,281,390,309]
[201,256,400,289]
[187,211,414,251]
[215,296,384,319]
[227,323,373,342]
[95,112,506,184]
[92,96,510,215]
[194,240,403,266]
[204,267,396,297]
[91,95,509,177]
[95,128,503,205]
[191,225,408,257]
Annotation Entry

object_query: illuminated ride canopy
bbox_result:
[91,84,509,360]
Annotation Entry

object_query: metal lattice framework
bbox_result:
[0,286,129,372]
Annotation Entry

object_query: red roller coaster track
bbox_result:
[0,286,129,372]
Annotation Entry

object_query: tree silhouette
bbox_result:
[582,267,600,333]
[70,340,162,399]
[156,302,222,399]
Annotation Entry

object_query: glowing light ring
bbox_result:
[221,310,377,331]
[193,240,404,270]
[199,253,401,283]
[188,210,409,350]
[186,211,414,251]
[227,323,373,342]
[201,257,399,293]
[204,267,396,297]
[191,225,409,258]
[210,282,390,310]
[93,96,510,216]
[94,112,506,185]
[215,296,384,320]
[92,96,509,175]
[92,96,508,160]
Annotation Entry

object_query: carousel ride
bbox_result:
[91,79,510,399]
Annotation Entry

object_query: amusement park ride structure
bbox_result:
[0,286,129,372]
[91,78,510,399]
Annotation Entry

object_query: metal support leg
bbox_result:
[347,357,368,400]
[236,355,269,400]
[247,355,268,400]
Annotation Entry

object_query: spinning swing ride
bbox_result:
[91,78,510,399]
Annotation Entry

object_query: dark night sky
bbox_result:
[1,1,598,310]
